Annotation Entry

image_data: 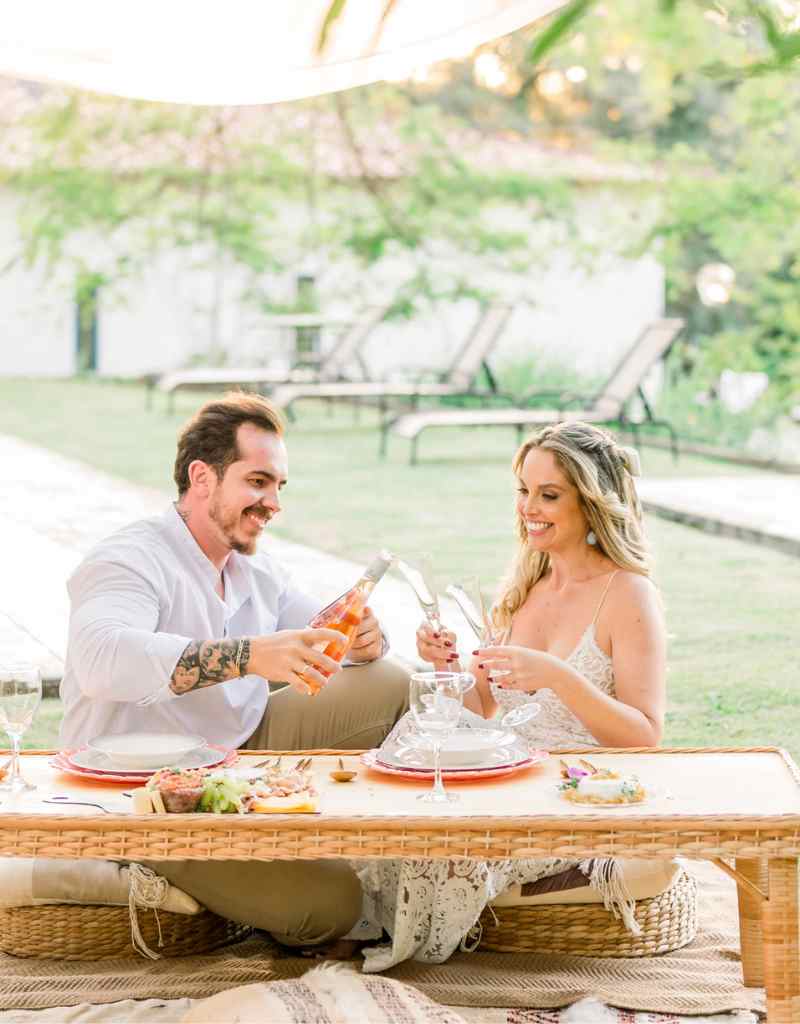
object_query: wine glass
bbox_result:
[409,671,467,804]
[0,663,42,794]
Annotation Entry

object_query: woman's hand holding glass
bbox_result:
[416,622,460,671]
[472,643,560,694]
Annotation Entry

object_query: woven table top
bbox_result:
[1,747,799,862]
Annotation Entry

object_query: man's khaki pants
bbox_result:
[150,658,410,946]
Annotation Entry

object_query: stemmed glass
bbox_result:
[398,558,475,698]
[0,663,42,794]
[396,555,441,633]
[409,671,467,804]
[446,580,539,731]
[446,578,512,685]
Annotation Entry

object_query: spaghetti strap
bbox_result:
[592,570,620,625]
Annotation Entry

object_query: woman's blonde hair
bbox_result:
[493,421,652,632]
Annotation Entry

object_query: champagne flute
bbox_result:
[0,663,42,794]
[409,671,466,804]
[446,580,511,687]
[396,555,441,633]
[399,558,475,696]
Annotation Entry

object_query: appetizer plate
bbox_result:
[400,727,518,767]
[52,746,236,785]
[557,783,666,808]
[362,748,547,782]
[88,731,206,769]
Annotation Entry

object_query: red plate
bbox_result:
[51,746,237,785]
[361,748,548,782]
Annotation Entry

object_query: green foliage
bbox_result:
[495,351,600,398]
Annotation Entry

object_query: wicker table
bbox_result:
[2,746,799,1023]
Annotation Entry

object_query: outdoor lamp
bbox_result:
[695,262,735,307]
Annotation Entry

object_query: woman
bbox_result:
[356,421,666,971]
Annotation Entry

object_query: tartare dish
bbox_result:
[558,758,646,805]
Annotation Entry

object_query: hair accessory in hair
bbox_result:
[618,445,641,477]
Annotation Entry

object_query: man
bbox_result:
[60,392,409,947]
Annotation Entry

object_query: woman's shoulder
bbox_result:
[606,570,661,619]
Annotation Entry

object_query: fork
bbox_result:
[44,796,111,814]
[253,756,282,770]
[295,757,312,772]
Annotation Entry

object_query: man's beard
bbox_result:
[208,494,257,556]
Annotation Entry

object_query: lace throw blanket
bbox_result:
[349,628,638,972]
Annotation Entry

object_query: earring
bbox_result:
[586,530,597,546]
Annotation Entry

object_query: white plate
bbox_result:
[363,749,547,782]
[399,728,518,766]
[557,783,666,808]
[69,745,226,774]
[88,731,206,769]
[378,744,533,772]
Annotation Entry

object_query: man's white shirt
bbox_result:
[59,504,324,749]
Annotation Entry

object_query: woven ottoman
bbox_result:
[0,903,251,960]
[478,864,698,957]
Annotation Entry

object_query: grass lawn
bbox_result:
[1,377,797,760]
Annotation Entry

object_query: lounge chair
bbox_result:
[380,318,685,464]
[269,302,515,418]
[150,305,388,412]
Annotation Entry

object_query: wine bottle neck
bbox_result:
[360,551,393,588]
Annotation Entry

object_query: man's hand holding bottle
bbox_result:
[245,629,345,694]
[346,606,383,663]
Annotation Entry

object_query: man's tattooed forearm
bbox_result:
[170,640,239,694]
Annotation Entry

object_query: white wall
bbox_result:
[0,189,664,382]
[0,194,73,375]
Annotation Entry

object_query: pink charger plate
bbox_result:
[51,745,237,785]
[361,748,548,783]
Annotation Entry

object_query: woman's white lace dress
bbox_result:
[352,623,621,972]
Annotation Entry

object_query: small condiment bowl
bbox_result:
[329,758,357,783]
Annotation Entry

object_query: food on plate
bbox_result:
[246,770,318,814]
[198,773,251,814]
[131,766,318,814]
[147,767,209,813]
[558,759,646,805]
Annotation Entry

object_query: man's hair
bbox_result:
[174,392,285,496]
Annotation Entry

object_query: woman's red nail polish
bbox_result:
[433,633,441,639]
[478,662,485,669]
[471,650,479,656]
[444,640,453,648]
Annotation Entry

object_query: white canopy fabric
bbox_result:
[0,0,568,106]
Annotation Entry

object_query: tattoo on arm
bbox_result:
[170,640,240,695]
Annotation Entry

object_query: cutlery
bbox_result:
[44,796,111,813]
[329,757,357,783]
[253,756,282,771]
[295,757,312,772]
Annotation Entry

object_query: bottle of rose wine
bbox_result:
[301,550,393,694]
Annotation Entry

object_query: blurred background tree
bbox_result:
[4,0,799,425]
